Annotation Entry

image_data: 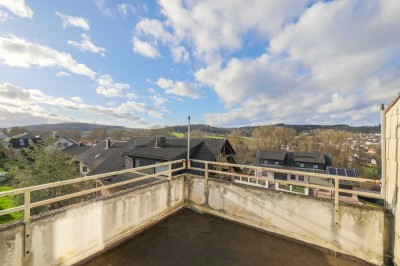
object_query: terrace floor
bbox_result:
[83,209,371,266]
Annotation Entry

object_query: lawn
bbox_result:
[170,132,185,138]
[0,186,23,224]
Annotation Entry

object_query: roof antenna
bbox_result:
[187,116,191,168]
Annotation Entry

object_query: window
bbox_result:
[274,161,280,165]
[62,142,68,148]
[155,163,168,174]
[134,159,140,168]
[19,139,25,146]
[82,166,88,173]
[290,175,296,180]
[299,176,304,181]
[299,163,305,168]
[313,164,319,169]
[28,139,33,145]
[261,159,269,165]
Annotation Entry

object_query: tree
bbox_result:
[9,144,91,214]
[7,127,28,137]
[89,128,107,140]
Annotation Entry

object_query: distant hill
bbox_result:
[166,124,381,137]
[6,122,380,136]
[21,123,125,132]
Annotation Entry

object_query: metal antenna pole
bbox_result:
[187,116,191,167]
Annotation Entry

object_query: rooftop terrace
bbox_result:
[84,209,370,266]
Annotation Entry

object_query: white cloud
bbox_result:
[0,0,33,18]
[0,35,96,78]
[93,0,113,17]
[156,78,201,99]
[0,83,149,126]
[117,3,148,16]
[148,110,165,119]
[126,92,138,100]
[134,18,189,63]
[157,0,310,64]
[55,12,90,31]
[171,46,189,63]
[56,71,70,77]
[68,33,106,57]
[0,10,10,21]
[193,0,400,126]
[95,74,130,97]
[132,37,160,59]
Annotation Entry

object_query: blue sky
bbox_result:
[0,0,399,128]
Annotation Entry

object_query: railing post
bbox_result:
[168,162,172,180]
[24,190,32,260]
[205,162,209,180]
[334,177,339,226]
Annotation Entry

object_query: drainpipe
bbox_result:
[187,116,191,169]
[381,104,386,209]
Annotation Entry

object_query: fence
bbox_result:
[188,159,382,226]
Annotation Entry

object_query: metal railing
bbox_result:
[188,159,382,225]
[0,159,186,223]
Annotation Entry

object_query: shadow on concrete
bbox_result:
[84,209,371,266]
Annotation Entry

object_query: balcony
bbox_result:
[0,159,388,265]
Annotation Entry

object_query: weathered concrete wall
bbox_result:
[186,176,385,265]
[385,97,400,265]
[0,176,185,266]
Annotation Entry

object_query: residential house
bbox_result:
[250,150,332,195]
[75,139,127,176]
[8,133,42,153]
[52,137,90,158]
[90,136,237,195]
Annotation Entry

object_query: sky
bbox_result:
[0,0,399,128]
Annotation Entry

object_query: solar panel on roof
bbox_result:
[327,168,337,175]
[337,168,346,176]
[345,169,356,177]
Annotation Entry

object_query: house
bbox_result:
[75,139,127,176]
[8,133,42,153]
[250,150,332,195]
[90,136,237,195]
[291,152,330,170]
[53,137,77,150]
[52,137,90,158]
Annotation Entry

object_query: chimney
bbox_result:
[154,136,166,148]
[106,139,111,149]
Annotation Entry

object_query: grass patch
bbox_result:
[0,186,23,224]
[170,132,184,138]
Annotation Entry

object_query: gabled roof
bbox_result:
[56,137,79,145]
[62,143,91,157]
[122,137,235,161]
[254,150,287,165]
[76,140,127,165]
[292,152,326,164]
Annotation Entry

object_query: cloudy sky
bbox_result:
[0,0,399,128]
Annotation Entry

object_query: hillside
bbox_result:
[21,123,125,132]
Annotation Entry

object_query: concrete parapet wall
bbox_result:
[186,175,386,265]
[0,176,185,266]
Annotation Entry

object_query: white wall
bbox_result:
[0,176,185,266]
[186,176,386,265]
[384,98,400,265]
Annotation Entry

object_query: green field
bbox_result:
[170,132,185,138]
[0,186,23,224]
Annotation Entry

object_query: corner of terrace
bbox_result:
[0,156,391,266]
